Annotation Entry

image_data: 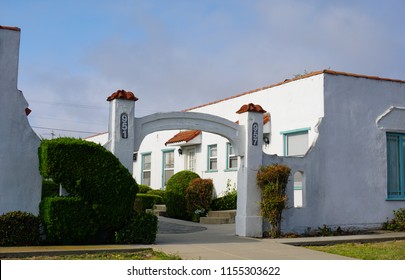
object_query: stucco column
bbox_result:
[106,90,138,174]
[235,103,266,237]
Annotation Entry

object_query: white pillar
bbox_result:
[106,90,137,174]
[235,104,265,237]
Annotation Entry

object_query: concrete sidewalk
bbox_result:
[2,216,405,260]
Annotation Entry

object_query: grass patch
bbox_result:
[5,249,181,260]
[306,240,405,260]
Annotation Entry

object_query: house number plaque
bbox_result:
[252,122,259,146]
[120,113,129,139]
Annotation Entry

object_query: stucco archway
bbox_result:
[134,111,243,156]
[106,91,264,237]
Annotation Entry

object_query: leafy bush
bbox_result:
[40,197,96,244]
[0,211,40,246]
[38,138,138,243]
[134,194,164,213]
[165,170,200,220]
[147,189,166,203]
[185,178,213,222]
[383,208,405,231]
[41,179,59,199]
[138,184,152,193]
[257,164,291,238]
[211,180,237,210]
[115,212,158,244]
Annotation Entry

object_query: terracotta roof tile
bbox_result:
[263,113,270,124]
[0,25,20,31]
[165,130,201,145]
[183,69,405,112]
[236,103,266,114]
[107,89,138,102]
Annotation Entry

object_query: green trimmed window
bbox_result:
[387,133,405,199]
[141,153,151,186]
[207,144,218,171]
[226,143,238,170]
[162,150,174,187]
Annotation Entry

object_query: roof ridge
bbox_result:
[183,69,405,112]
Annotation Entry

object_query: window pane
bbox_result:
[210,159,217,170]
[165,151,174,168]
[143,171,151,186]
[229,156,237,169]
[164,170,174,185]
[210,146,217,157]
[143,154,151,170]
[287,132,308,156]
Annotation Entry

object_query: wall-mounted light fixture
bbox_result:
[263,136,270,145]
[178,148,183,156]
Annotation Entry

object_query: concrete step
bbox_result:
[146,204,167,216]
[200,210,237,224]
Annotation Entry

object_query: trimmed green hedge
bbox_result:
[138,184,152,193]
[134,194,164,213]
[165,170,200,220]
[41,179,59,200]
[115,212,158,244]
[40,197,96,244]
[38,138,138,244]
[0,211,40,246]
[147,189,166,203]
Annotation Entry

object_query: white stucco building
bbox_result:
[0,26,42,215]
[88,69,405,233]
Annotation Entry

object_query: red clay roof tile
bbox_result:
[107,89,138,102]
[0,25,20,31]
[165,130,201,145]
[236,103,266,114]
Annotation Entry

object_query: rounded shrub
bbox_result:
[185,178,213,222]
[115,212,158,244]
[165,170,200,220]
[0,211,40,246]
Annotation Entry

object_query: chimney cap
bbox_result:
[107,89,138,102]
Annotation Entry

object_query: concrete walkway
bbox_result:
[2,216,405,260]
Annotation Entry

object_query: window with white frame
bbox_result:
[162,150,174,187]
[386,133,405,199]
[207,144,217,171]
[141,153,151,186]
[281,128,310,156]
[226,143,238,170]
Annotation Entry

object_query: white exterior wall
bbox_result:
[278,74,405,233]
[0,27,42,215]
[132,75,325,196]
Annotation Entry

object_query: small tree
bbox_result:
[185,178,214,222]
[257,164,291,238]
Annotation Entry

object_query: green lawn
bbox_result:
[306,240,405,260]
[5,249,181,260]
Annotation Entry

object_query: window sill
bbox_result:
[224,168,237,172]
[386,197,405,201]
[205,170,218,173]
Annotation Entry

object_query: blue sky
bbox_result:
[2,0,405,138]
